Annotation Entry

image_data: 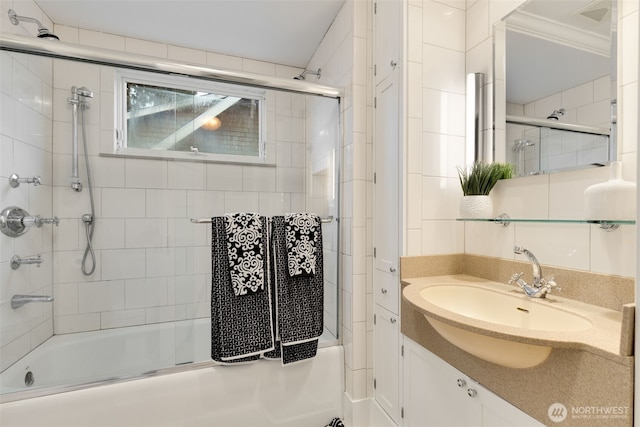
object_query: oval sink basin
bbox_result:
[420,285,593,332]
[404,281,597,369]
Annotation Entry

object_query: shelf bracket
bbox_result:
[596,222,620,232]
[494,213,511,227]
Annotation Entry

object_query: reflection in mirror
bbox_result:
[494,0,617,177]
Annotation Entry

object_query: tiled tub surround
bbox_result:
[0,50,341,375]
[400,254,634,427]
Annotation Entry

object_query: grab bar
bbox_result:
[190,215,335,224]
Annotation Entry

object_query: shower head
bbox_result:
[8,9,60,41]
[74,86,94,98]
[294,68,322,80]
[546,108,566,120]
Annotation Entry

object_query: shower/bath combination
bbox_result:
[67,86,97,276]
[8,9,60,41]
[294,68,321,80]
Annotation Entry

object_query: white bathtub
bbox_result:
[0,319,344,427]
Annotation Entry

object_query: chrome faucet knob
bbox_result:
[9,173,41,188]
[508,272,523,285]
[543,277,559,292]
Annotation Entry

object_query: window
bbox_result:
[115,70,267,163]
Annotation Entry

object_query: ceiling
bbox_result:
[34,0,346,68]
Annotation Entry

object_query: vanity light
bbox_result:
[465,73,488,165]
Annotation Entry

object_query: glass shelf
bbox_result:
[457,214,635,231]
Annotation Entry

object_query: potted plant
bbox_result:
[457,161,513,218]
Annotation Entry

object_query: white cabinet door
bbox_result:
[479,383,546,427]
[374,304,400,422]
[403,338,545,427]
[403,338,481,427]
[373,71,400,314]
[374,0,401,85]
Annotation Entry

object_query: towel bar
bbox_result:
[190,215,335,224]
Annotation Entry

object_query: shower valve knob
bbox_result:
[9,173,41,188]
[1,206,59,237]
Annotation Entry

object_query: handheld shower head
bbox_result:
[8,9,59,41]
[75,87,94,98]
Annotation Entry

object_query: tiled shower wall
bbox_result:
[0,2,55,372]
[0,50,54,371]
[49,58,314,335]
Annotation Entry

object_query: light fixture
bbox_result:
[202,116,221,131]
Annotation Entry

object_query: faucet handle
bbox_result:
[542,277,560,294]
[508,272,524,286]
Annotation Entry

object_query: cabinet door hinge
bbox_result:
[374,96,377,108]
[374,63,377,76]
[373,313,376,325]
[401,345,404,357]
[373,172,376,183]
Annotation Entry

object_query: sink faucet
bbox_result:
[509,246,558,298]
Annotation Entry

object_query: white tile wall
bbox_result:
[0,44,55,370]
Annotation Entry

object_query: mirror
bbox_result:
[494,0,617,176]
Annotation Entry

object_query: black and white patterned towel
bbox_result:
[270,215,324,364]
[326,418,345,427]
[285,213,320,277]
[224,212,265,296]
[211,215,274,363]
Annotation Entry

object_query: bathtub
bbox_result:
[0,319,344,427]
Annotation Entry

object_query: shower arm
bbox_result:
[7,9,59,40]
[8,10,45,29]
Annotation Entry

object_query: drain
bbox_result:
[24,371,34,387]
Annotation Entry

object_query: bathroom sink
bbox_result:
[403,279,603,369]
[420,285,592,332]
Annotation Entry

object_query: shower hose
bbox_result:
[80,107,96,276]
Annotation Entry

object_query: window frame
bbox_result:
[113,69,269,164]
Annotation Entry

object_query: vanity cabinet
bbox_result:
[373,0,401,85]
[403,337,544,427]
[373,304,401,422]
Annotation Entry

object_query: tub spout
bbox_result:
[11,294,54,309]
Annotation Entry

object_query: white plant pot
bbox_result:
[459,195,493,219]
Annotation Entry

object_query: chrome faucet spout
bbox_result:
[513,245,541,285]
[11,294,54,309]
[511,246,558,298]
